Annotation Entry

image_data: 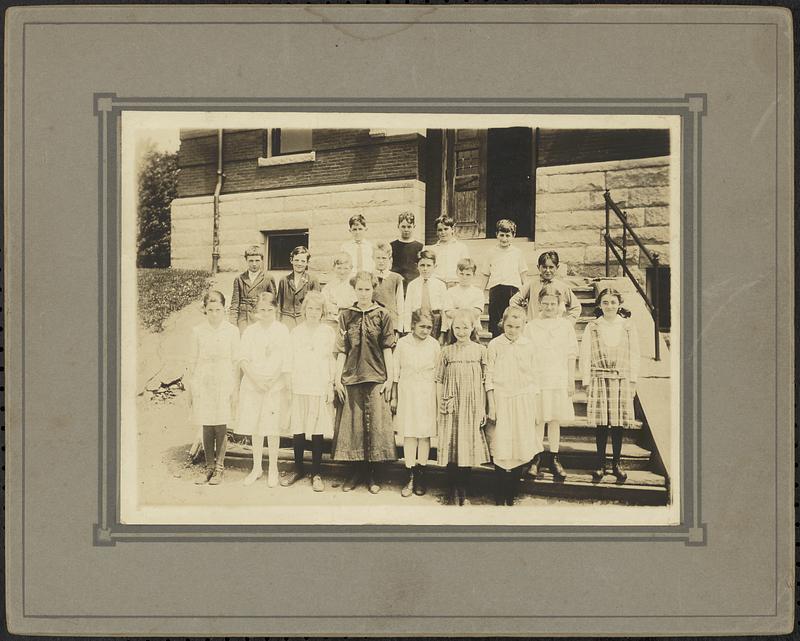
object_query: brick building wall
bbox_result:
[172,129,427,275]
[177,129,423,198]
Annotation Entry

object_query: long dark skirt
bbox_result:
[332,382,398,462]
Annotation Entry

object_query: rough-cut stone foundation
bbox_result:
[171,179,426,276]
[534,156,672,281]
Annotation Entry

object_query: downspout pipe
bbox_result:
[211,129,224,274]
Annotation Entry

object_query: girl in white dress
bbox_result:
[282,292,336,492]
[391,309,440,497]
[236,291,291,487]
[525,284,578,481]
[187,290,240,485]
[485,306,540,505]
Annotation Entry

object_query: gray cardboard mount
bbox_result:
[3,5,794,636]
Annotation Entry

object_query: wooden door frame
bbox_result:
[441,129,488,239]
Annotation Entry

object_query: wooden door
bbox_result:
[443,129,487,239]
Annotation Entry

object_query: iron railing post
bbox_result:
[652,254,661,361]
[603,189,663,361]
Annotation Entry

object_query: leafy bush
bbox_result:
[138,268,212,332]
[137,147,178,268]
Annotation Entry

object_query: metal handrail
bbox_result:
[603,190,661,361]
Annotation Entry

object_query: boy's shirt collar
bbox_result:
[245,270,263,282]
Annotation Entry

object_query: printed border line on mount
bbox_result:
[92,94,705,547]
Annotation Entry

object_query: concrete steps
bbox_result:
[222,443,666,505]
[214,277,669,507]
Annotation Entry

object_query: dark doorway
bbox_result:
[487,127,533,239]
[424,129,444,245]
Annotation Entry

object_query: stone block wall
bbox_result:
[534,156,672,281]
[171,179,426,278]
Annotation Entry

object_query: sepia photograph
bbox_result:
[120,111,680,526]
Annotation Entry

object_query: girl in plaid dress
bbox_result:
[579,288,640,482]
[436,309,491,505]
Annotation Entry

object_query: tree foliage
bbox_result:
[137,146,178,268]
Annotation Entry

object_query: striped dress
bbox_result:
[435,341,491,466]
[579,316,640,428]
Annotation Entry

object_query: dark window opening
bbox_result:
[265,230,309,271]
[269,129,313,156]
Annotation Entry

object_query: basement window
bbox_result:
[258,129,315,167]
[265,230,310,271]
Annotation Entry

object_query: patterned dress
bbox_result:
[435,341,490,466]
[484,334,540,470]
[579,316,640,427]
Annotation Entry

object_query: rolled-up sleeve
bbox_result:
[380,310,396,349]
[334,313,348,354]
[434,350,447,384]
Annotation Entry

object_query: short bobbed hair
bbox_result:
[349,270,379,289]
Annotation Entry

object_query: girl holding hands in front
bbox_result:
[188,290,240,485]
[282,291,336,492]
[391,309,440,497]
[236,291,291,488]
[525,284,579,480]
[436,309,491,505]
[332,271,397,493]
[485,306,540,506]
[579,288,640,482]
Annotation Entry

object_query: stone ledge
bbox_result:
[257,151,316,167]
[538,155,670,176]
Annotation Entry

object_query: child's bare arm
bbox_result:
[381,348,394,400]
[567,356,576,397]
[334,352,346,402]
[486,389,496,422]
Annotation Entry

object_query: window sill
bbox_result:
[257,151,315,167]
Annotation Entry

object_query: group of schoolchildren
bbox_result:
[186,211,640,506]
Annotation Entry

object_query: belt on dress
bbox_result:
[591,367,625,378]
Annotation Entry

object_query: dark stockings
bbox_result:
[292,433,306,474]
[595,425,609,471]
[202,425,227,469]
[610,426,624,464]
[311,434,324,476]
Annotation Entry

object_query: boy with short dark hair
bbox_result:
[431,215,470,288]
[390,211,423,292]
[480,219,529,337]
[340,214,374,276]
[230,245,277,332]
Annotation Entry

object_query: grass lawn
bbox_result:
[138,268,212,332]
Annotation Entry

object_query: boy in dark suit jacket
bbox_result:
[230,245,277,332]
[276,246,321,329]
